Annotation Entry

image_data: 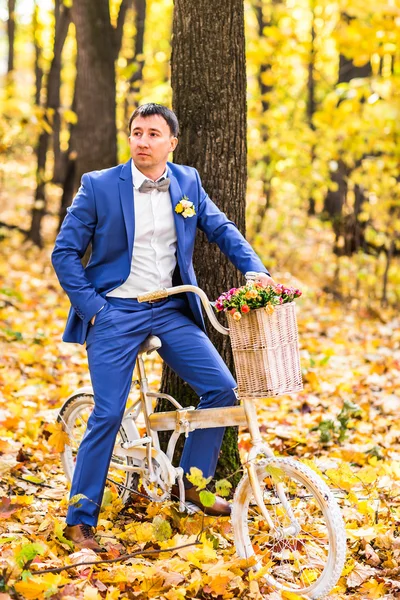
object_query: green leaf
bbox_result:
[0,536,16,544]
[215,479,232,498]
[68,493,87,507]
[54,521,74,550]
[319,355,330,366]
[199,490,216,508]
[21,475,44,484]
[15,542,45,568]
[101,488,113,508]
[21,569,32,580]
[265,464,285,484]
[152,515,172,542]
[186,467,212,491]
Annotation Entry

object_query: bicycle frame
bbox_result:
[103,283,297,532]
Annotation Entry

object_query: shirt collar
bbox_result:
[131,160,168,190]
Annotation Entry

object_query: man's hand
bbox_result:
[90,304,105,326]
[256,272,277,288]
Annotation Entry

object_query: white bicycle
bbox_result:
[57,283,346,598]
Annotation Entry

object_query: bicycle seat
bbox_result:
[138,335,162,356]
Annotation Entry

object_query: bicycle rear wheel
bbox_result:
[232,457,346,599]
[57,393,137,503]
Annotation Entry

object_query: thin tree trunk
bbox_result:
[251,0,279,239]
[28,1,71,246]
[323,51,371,222]
[307,0,317,215]
[33,2,43,107]
[58,91,78,230]
[7,0,16,73]
[52,1,72,183]
[161,0,248,485]
[125,0,147,118]
[382,239,395,306]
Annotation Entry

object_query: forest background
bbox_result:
[1,1,400,599]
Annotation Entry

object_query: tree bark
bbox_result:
[58,88,78,230]
[52,1,72,183]
[29,1,71,246]
[160,0,248,486]
[125,0,147,118]
[307,0,317,215]
[7,0,16,73]
[70,0,118,183]
[250,0,283,238]
[33,2,43,107]
[323,52,372,221]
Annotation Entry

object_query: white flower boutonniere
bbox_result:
[175,196,196,218]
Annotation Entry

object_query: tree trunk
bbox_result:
[52,1,72,183]
[125,0,147,118]
[33,3,43,107]
[70,0,118,183]
[7,0,16,73]
[58,90,78,230]
[160,0,248,486]
[28,1,71,247]
[307,0,317,215]
[250,0,274,239]
[323,53,372,221]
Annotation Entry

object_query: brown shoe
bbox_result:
[64,524,104,552]
[171,485,231,517]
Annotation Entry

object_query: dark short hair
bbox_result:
[128,103,179,137]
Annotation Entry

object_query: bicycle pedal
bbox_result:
[184,501,202,515]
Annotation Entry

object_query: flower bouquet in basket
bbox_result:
[214,282,303,398]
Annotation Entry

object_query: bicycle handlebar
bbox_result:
[137,274,262,336]
[137,285,230,335]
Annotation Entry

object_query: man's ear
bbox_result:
[171,137,178,151]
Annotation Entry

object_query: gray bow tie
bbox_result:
[138,177,170,193]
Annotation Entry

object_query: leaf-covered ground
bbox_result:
[1,230,400,599]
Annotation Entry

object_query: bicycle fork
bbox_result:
[243,399,301,537]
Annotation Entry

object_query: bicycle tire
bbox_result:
[232,457,346,599]
[57,393,138,504]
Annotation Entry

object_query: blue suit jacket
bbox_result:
[52,159,269,344]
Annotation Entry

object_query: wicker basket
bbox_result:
[227,302,303,398]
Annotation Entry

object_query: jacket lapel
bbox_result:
[118,159,135,261]
[168,169,186,269]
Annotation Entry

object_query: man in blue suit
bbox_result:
[52,103,272,551]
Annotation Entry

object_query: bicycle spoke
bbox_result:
[237,460,339,594]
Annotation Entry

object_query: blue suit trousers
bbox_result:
[66,296,237,526]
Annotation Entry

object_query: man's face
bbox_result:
[129,114,178,175]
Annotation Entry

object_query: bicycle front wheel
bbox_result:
[57,393,137,504]
[232,458,346,599]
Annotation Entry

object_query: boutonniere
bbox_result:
[175,196,196,218]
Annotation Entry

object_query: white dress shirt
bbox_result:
[107,161,177,298]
